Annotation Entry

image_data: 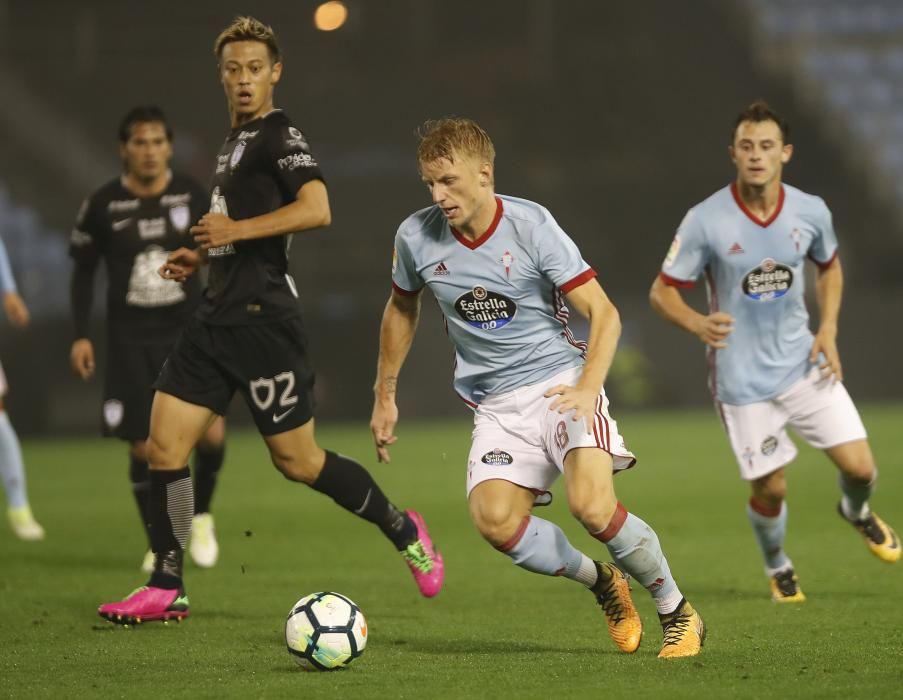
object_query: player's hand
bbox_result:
[159,247,200,282]
[544,384,597,434]
[191,213,242,250]
[810,325,843,382]
[70,338,95,380]
[370,398,399,463]
[3,292,30,328]
[692,311,735,349]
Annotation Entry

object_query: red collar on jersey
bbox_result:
[730,181,785,228]
[451,197,503,250]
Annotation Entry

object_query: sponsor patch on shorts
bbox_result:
[481,448,513,466]
[761,435,778,456]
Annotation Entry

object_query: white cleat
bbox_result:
[140,549,155,573]
[189,513,219,568]
[8,505,45,541]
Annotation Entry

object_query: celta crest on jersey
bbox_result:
[454,285,517,330]
[742,258,793,301]
[501,250,513,278]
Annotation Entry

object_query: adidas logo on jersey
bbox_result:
[728,242,745,255]
[433,262,450,276]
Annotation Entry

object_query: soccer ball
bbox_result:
[285,592,368,671]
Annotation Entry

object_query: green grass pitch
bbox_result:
[2,406,901,699]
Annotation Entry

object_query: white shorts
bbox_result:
[466,366,636,497]
[719,367,867,481]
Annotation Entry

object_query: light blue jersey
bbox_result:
[660,183,838,405]
[392,195,595,405]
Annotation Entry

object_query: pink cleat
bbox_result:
[401,510,444,598]
[98,586,190,625]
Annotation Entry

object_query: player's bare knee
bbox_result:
[839,459,875,484]
[145,435,183,470]
[752,472,786,505]
[470,501,523,548]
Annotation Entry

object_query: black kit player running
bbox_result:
[99,19,444,625]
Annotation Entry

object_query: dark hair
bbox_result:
[732,100,789,144]
[214,16,281,65]
[118,105,173,143]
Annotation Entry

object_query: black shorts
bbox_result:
[153,316,315,436]
[103,336,177,441]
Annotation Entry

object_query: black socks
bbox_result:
[311,450,417,550]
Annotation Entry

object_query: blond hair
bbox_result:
[214,16,281,64]
[417,118,496,168]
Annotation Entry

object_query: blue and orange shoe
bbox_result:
[98,586,190,625]
[401,510,444,598]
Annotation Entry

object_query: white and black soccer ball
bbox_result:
[285,592,368,671]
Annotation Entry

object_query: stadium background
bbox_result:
[0,0,901,435]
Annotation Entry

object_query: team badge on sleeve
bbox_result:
[664,234,681,268]
[391,248,398,274]
[286,126,309,150]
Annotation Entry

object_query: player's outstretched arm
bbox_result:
[191,180,331,250]
[371,290,422,463]
[810,256,844,381]
[649,275,734,349]
[544,278,619,434]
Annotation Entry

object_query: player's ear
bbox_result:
[118,142,127,162]
[271,61,283,86]
[728,145,736,165]
[479,162,493,187]
[781,143,793,164]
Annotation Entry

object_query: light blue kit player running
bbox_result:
[0,235,44,540]
[650,101,900,603]
[371,118,705,659]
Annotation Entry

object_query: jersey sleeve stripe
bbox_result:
[559,267,597,294]
[808,248,838,271]
[659,271,695,289]
[391,281,422,297]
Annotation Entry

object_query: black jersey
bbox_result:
[198,110,324,325]
[70,172,207,342]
